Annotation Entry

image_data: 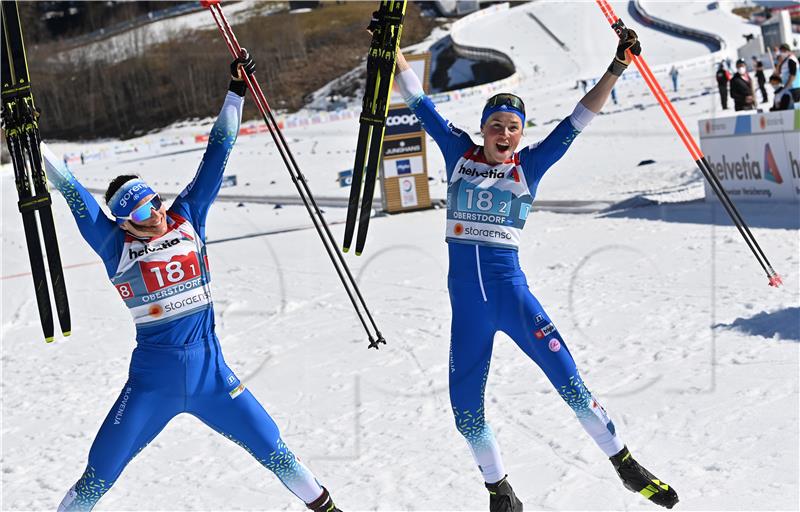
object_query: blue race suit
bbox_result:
[397,70,624,484]
[43,92,325,510]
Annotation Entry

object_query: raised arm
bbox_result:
[41,143,123,275]
[173,51,253,232]
[522,28,641,182]
[579,27,640,113]
[394,48,473,177]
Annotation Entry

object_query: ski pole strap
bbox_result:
[359,112,387,126]
[18,193,52,213]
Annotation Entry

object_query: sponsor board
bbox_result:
[221,175,237,188]
[399,176,418,208]
[385,107,422,136]
[338,169,352,188]
[699,111,800,202]
[384,155,425,177]
[383,135,423,158]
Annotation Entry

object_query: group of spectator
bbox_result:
[715,43,799,112]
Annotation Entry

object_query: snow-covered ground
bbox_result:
[51,1,279,65]
[2,2,798,511]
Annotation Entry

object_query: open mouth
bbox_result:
[496,143,510,152]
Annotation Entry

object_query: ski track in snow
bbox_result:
[3,2,799,511]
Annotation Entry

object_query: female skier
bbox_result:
[393,28,678,512]
[43,52,341,512]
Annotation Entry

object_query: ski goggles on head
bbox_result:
[114,195,162,225]
[481,93,526,127]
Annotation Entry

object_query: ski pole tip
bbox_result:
[768,274,783,288]
[367,334,386,349]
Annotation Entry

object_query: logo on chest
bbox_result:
[127,237,181,260]
[456,162,520,183]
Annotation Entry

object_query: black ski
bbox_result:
[2,0,71,341]
[343,0,406,255]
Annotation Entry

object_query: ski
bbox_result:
[2,0,71,341]
[343,0,406,255]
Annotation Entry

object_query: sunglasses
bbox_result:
[485,93,526,115]
[116,195,163,225]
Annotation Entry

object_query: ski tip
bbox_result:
[355,251,362,256]
[62,330,72,337]
[768,274,783,288]
[342,246,350,253]
[45,336,55,343]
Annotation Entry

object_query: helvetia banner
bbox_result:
[698,110,800,202]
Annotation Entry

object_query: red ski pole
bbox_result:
[595,0,782,288]
[200,0,386,347]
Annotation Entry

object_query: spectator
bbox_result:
[730,58,755,111]
[776,43,800,102]
[716,62,730,110]
[752,56,768,103]
[769,74,795,111]
[669,65,679,92]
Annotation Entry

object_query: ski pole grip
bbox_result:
[611,19,627,36]
[200,0,220,8]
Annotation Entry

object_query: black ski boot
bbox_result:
[306,487,342,512]
[485,476,523,512]
[610,446,679,509]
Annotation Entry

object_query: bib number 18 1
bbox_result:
[141,253,201,293]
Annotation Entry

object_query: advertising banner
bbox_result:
[383,155,425,178]
[698,110,800,202]
[385,107,422,137]
[399,176,418,208]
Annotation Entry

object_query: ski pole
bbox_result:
[594,0,782,288]
[202,0,387,348]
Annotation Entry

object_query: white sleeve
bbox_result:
[569,101,596,131]
[394,68,424,105]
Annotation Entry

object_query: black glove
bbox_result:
[367,10,382,34]
[228,48,255,96]
[608,25,641,77]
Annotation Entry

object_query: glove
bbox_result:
[228,48,255,96]
[608,25,641,77]
[367,11,382,34]
[230,48,256,80]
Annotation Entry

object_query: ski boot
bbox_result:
[485,475,523,512]
[610,446,679,509]
[307,487,342,512]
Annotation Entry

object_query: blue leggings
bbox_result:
[448,249,623,483]
[61,336,322,510]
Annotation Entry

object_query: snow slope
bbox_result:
[2,2,798,511]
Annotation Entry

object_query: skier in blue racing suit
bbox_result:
[393,27,678,512]
[43,52,341,512]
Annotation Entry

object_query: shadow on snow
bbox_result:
[600,198,800,230]
[713,306,800,342]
